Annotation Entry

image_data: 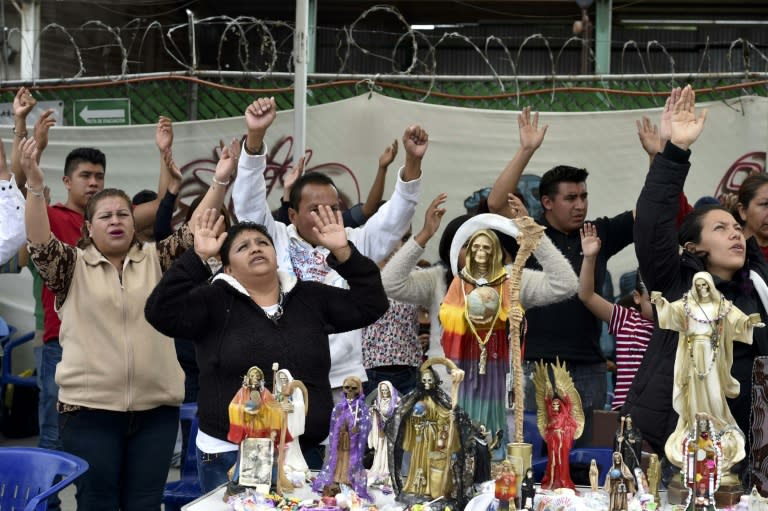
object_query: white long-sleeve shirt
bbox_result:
[0,174,26,266]
[232,144,422,387]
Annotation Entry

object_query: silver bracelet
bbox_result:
[211,176,231,187]
[25,182,44,198]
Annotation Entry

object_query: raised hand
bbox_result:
[721,193,737,211]
[155,116,173,153]
[518,106,548,152]
[214,138,241,184]
[378,139,398,169]
[669,85,707,151]
[402,125,429,160]
[311,204,349,258]
[192,208,227,260]
[417,193,448,243]
[33,109,56,155]
[13,87,36,119]
[580,222,601,258]
[283,156,305,193]
[636,116,660,157]
[507,193,529,219]
[245,97,277,134]
[19,137,44,187]
[659,87,681,145]
[162,148,182,182]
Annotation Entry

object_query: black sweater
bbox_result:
[145,243,388,446]
[623,141,768,454]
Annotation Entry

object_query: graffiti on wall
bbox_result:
[173,135,361,226]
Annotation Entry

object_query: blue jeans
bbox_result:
[35,340,62,451]
[196,448,238,493]
[59,406,179,511]
[35,340,62,511]
[524,361,606,448]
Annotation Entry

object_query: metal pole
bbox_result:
[186,9,198,121]
[1,70,762,87]
[293,0,309,160]
[1,0,7,81]
[307,0,317,74]
[595,0,612,74]
[580,8,591,75]
[19,0,40,81]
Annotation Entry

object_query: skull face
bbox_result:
[378,382,391,399]
[470,234,493,267]
[276,371,290,393]
[695,279,711,301]
[421,370,435,390]
[342,378,360,400]
[245,367,264,389]
[552,399,561,413]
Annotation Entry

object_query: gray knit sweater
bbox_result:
[381,235,578,360]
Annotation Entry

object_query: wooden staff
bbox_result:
[506,217,544,442]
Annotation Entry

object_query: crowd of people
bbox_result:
[1,84,767,509]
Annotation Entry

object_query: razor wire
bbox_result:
[1,4,766,83]
[0,4,765,123]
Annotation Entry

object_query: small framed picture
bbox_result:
[238,437,273,490]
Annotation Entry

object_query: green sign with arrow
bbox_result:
[74,98,131,126]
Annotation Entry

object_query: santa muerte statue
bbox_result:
[532,358,584,490]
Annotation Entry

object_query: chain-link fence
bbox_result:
[0,72,766,126]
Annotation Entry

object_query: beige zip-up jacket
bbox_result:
[30,232,189,411]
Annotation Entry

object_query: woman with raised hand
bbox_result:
[624,85,768,478]
[144,204,388,492]
[21,135,238,510]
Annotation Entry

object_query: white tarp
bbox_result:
[2,92,767,335]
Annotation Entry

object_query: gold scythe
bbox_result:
[276,378,308,494]
[420,356,464,498]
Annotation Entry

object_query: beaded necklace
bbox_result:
[461,280,503,375]
[345,397,360,432]
[682,291,730,380]
[681,421,723,510]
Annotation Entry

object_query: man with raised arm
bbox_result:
[487,107,634,446]
[231,98,423,424]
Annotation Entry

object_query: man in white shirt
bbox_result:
[232,97,426,393]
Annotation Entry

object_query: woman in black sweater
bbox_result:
[624,86,768,483]
[145,206,388,492]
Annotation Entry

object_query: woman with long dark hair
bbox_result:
[623,86,768,482]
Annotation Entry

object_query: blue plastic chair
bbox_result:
[0,447,88,511]
[163,403,202,511]
[0,316,36,389]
